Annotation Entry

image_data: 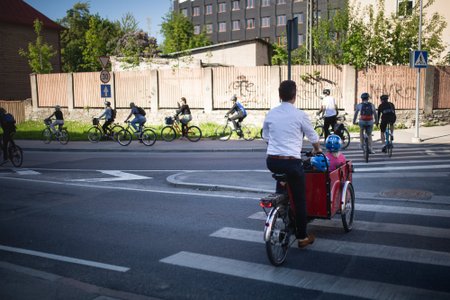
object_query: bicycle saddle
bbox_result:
[272,173,287,181]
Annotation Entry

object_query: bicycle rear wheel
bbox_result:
[340,128,351,149]
[386,124,393,158]
[364,136,369,163]
[215,125,232,141]
[341,182,355,232]
[59,129,70,145]
[142,128,157,146]
[8,143,23,167]
[241,125,257,141]
[161,126,176,142]
[110,125,124,141]
[186,125,202,142]
[87,127,101,143]
[265,207,291,266]
[42,128,52,144]
[117,130,132,146]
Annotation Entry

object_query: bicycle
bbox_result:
[259,152,354,266]
[116,121,157,146]
[161,115,202,142]
[384,123,394,158]
[215,117,257,141]
[362,130,370,163]
[0,133,23,168]
[314,113,351,149]
[42,119,69,145]
[87,118,124,143]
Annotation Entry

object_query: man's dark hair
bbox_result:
[279,80,296,102]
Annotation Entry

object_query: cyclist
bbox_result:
[46,105,64,135]
[353,92,378,154]
[0,107,17,164]
[325,134,346,171]
[175,97,192,137]
[317,88,338,140]
[97,101,114,136]
[124,102,146,135]
[376,95,396,153]
[225,95,247,138]
[262,80,321,249]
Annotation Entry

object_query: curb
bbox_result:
[21,147,268,153]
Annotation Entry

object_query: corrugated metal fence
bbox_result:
[0,100,25,124]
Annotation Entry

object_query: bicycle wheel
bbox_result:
[117,129,132,146]
[314,125,324,143]
[386,125,393,158]
[215,125,232,141]
[110,125,124,141]
[340,128,351,150]
[265,206,291,266]
[186,125,202,142]
[364,136,369,163]
[42,128,52,144]
[161,126,176,142]
[8,144,23,168]
[59,129,70,145]
[241,125,257,141]
[141,128,157,146]
[87,127,101,143]
[341,182,355,232]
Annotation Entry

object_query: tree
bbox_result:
[18,19,57,73]
[115,30,159,67]
[160,12,210,54]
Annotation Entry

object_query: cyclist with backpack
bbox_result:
[225,95,247,138]
[376,95,396,153]
[353,92,378,154]
[0,107,17,164]
[124,102,146,134]
[97,101,115,136]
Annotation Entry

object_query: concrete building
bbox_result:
[0,0,63,100]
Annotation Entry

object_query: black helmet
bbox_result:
[105,101,111,106]
[380,95,389,101]
[361,92,370,100]
[230,95,237,101]
[323,89,330,95]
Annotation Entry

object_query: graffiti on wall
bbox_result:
[366,83,416,101]
[296,71,342,104]
[228,74,258,105]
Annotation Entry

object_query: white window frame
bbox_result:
[247,0,255,9]
[194,25,201,35]
[246,18,255,29]
[277,0,287,5]
[232,1,240,11]
[193,7,200,17]
[277,15,286,26]
[219,2,227,13]
[294,13,304,24]
[261,0,270,7]
[206,23,213,34]
[232,20,240,31]
[219,22,227,32]
[261,17,270,28]
[181,8,188,17]
[205,4,213,15]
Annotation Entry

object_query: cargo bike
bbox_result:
[259,153,355,266]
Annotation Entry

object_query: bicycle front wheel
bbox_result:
[8,144,23,168]
[241,125,257,141]
[59,130,70,145]
[215,125,232,141]
[161,126,176,142]
[117,130,132,146]
[42,128,52,144]
[87,127,101,143]
[265,207,290,266]
[186,125,202,142]
[314,125,324,143]
[340,128,351,149]
[142,128,157,146]
[110,125,124,141]
[387,125,393,158]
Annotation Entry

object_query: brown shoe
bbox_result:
[298,234,315,248]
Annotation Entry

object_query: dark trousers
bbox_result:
[323,115,337,140]
[229,112,245,135]
[102,119,113,135]
[266,157,307,239]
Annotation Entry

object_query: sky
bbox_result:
[23,0,173,43]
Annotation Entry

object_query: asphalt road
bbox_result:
[1,141,450,300]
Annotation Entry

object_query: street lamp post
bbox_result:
[412,0,423,143]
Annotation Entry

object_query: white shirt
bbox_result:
[321,95,337,117]
[263,102,319,159]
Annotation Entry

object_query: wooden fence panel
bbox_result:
[356,66,425,109]
[114,70,153,109]
[212,66,272,109]
[434,66,450,109]
[0,100,25,124]
[73,72,103,108]
[281,65,344,110]
[158,68,206,109]
[36,73,67,107]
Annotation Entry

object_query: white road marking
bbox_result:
[0,244,129,272]
[71,170,152,182]
[210,227,450,267]
[160,251,450,300]
[13,169,40,175]
[354,164,450,172]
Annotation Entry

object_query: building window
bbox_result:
[194,25,201,35]
[205,4,213,15]
[277,36,287,46]
[193,7,200,17]
[262,0,270,7]
[298,34,304,46]
[277,0,286,4]
[294,13,304,24]
[181,8,188,17]
[219,22,227,32]
[232,20,240,31]
[206,24,213,34]
[232,1,240,11]
[219,2,227,13]
[277,15,286,26]
[247,0,255,9]
[294,0,304,2]
[398,0,413,16]
[246,18,255,29]
[261,17,270,28]
[314,10,321,21]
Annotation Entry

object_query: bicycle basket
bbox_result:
[93,118,99,125]
[44,118,51,125]
[165,116,174,125]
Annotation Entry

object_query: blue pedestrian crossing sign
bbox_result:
[101,84,111,98]
[411,50,428,68]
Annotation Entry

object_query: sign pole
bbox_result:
[413,0,423,143]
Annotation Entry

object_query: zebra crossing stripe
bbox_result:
[209,227,450,267]
[14,169,40,175]
[160,251,450,300]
